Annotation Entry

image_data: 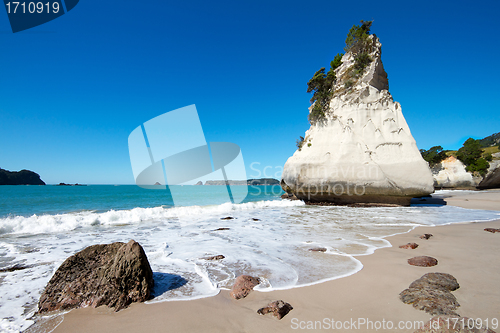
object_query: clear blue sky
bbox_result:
[1,0,499,184]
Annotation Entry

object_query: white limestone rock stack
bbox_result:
[281,35,434,205]
[432,156,481,189]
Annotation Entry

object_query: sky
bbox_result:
[0,0,499,184]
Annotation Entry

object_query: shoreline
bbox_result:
[44,190,500,333]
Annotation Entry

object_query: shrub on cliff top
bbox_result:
[420,146,448,166]
[305,20,374,125]
[344,20,372,53]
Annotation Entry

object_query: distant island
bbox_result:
[56,183,87,186]
[0,168,45,185]
[203,178,280,186]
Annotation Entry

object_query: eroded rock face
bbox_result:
[38,240,154,313]
[432,156,480,189]
[257,300,293,319]
[281,35,433,206]
[400,273,460,316]
[230,275,260,300]
[478,165,500,190]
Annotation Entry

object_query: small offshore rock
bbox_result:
[420,234,433,240]
[408,256,438,267]
[484,228,500,233]
[415,315,496,333]
[399,243,419,249]
[38,240,153,313]
[230,275,260,300]
[309,247,327,252]
[220,216,234,220]
[257,300,293,320]
[400,273,460,316]
[204,255,225,261]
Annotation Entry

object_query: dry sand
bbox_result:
[49,190,500,333]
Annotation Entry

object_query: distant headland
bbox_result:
[202,178,280,186]
[0,168,45,185]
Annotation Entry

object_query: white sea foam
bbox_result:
[0,199,306,236]
[0,201,499,332]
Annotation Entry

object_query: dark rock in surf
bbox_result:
[309,247,327,252]
[230,275,260,300]
[203,255,225,261]
[38,240,153,313]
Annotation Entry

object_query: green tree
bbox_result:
[456,138,490,176]
[296,136,305,151]
[306,53,344,124]
[419,146,448,166]
[344,20,372,53]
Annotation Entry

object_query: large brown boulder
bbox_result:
[400,273,460,316]
[38,240,154,313]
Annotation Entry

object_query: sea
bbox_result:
[0,185,499,332]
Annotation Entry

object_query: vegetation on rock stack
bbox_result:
[419,146,448,166]
[456,138,490,176]
[0,168,45,185]
[306,20,374,125]
[307,53,343,124]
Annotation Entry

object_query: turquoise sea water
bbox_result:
[0,185,283,218]
[0,186,499,332]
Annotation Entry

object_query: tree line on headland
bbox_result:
[419,132,500,176]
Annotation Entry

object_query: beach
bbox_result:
[46,190,500,333]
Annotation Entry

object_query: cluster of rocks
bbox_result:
[37,217,294,322]
[398,230,496,333]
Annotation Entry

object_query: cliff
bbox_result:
[0,168,45,185]
[281,26,433,206]
[432,156,481,189]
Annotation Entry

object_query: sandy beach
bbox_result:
[47,190,500,333]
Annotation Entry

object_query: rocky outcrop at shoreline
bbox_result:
[281,26,433,206]
[38,240,154,313]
